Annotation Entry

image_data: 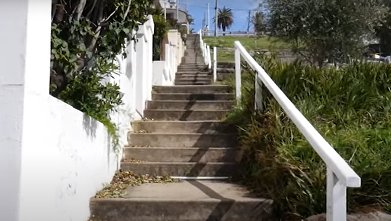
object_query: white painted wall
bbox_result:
[152,29,186,87]
[167,30,185,67]
[19,96,118,221]
[153,61,167,85]
[135,17,155,116]
[0,1,159,220]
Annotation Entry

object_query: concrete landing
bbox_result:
[90,180,273,221]
[124,180,264,202]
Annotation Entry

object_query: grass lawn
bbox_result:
[203,35,290,62]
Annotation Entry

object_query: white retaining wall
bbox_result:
[152,29,186,86]
[0,1,157,220]
[19,96,118,221]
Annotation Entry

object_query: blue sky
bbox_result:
[182,0,260,32]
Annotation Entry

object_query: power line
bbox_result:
[185,2,257,11]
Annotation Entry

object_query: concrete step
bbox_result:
[177,68,207,71]
[176,72,211,76]
[127,133,238,147]
[152,93,235,101]
[120,162,238,177]
[90,181,274,221]
[175,75,211,79]
[153,85,231,93]
[175,81,211,85]
[178,66,207,69]
[177,70,210,73]
[146,100,234,110]
[144,109,229,121]
[178,65,206,68]
[132,120,236,134]
[174,80,212,85]
[123,147,241,162]
[175,77,212,81]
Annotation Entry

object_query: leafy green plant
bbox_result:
[152,9,169,60]
[267,0,386,66]
[50,0,153,144]
[227,57,391,219]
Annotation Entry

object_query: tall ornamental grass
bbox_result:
[226,58,391,219]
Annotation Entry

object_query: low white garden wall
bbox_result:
[18,95,118,221]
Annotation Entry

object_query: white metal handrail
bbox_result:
[198,30,215,78]
[234,41,361,221]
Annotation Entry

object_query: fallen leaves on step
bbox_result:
[94,170,178,198]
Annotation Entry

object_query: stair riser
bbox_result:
[176,71,211,74]
[176,73,211,76]
[175,76,211,79]
[127,134,237,147]
[120,162,238,177]
[144,110,228,121]
[174,82,211,85]
[132,121,236,134]
[124,148,241,162]
[146,101,234,110]
[175,77,212,82]
[90,199,273,221]
[153,86,231,93]
[175,82,211,85]
[152,93,234,101]
[178,67,207,70]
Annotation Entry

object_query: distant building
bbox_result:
[158,0,190,34]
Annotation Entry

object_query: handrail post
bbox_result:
[235,47,241,104]
[327,168,347,221]
[207,46,212,69]
[254,73,263,111]
[213,47,217,82]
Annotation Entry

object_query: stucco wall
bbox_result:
[19,95,118,221]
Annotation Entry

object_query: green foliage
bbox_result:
[226,58,391,219]
[50,0,152,142]
[376,0,391,54]
[152,9,169,60]
[267,0,386,66]
[217,7,234,33]
[203,36,290,62]
[252,11,266,35]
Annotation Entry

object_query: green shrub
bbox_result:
[226,59,391,219]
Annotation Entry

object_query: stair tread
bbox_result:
[152,92,234,95]
[129,132,236,135]
[91,180,270,202]
[124,146,239,149]
[121,162,237,165]
[133,120,227,123]
[147,100,234,102]
[145,109,231,111]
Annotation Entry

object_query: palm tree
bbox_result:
[217,7,233,35]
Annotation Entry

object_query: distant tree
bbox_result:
[217,7,234,35]
[252,11,266,35]
[376,0,391,54]
[268,0,386,66]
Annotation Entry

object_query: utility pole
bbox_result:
[164,1,167,20]
[207,3,210,36]
[214,0,218,37]
[247,10,251,33]
[202,11,206,34]
[176,0,179,22]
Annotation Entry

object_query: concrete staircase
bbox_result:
[90,34,273,221]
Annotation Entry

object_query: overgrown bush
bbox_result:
[226,58,391,219]
[50,0,152,140]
